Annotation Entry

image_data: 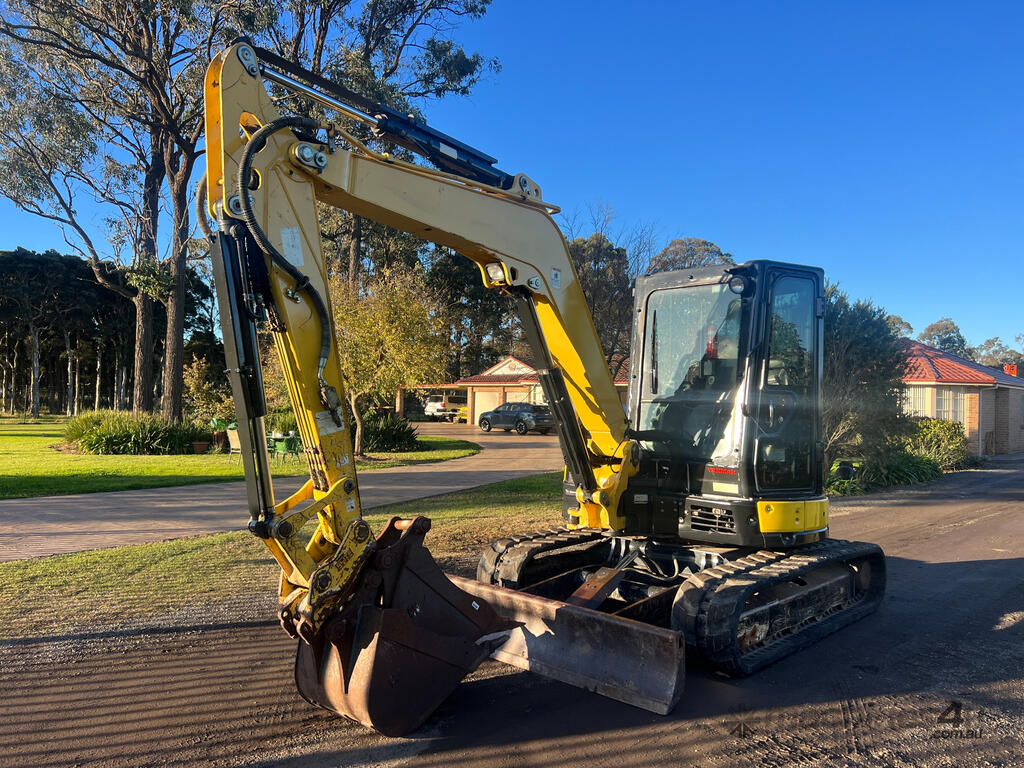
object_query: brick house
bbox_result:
[455,355,629,425]
[901,339,1024,456]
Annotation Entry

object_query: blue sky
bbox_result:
[2,1,1021,346]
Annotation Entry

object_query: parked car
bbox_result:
[424,392,468,421]
[478,402,553,435]
[454,405,468,423]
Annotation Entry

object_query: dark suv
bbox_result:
[478,402,553,435]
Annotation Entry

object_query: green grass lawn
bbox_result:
[0,472,563,639]
[0,421,479,499]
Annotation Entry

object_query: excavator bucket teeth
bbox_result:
[449,575,686,715]
[294,517,518,737]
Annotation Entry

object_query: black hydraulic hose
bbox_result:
[196,171,214,238]
[235,116,332,384]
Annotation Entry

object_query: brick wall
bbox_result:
[980,389,996,456]
[995,389,1009,454]
[966,391,980,455]
[1009,389,1024,453]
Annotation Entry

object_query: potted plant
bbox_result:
[210,418,230,453]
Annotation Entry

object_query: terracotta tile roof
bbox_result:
[454,355,631,387]
[900,339,1024,387]
[453,373,527,384]
[609,356,630,385]
[475,355,536,376]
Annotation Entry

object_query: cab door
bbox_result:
[751,269,824,496]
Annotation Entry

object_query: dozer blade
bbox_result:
[295,517,518,737]
[449,575,686,715]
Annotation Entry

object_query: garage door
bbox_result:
[473,390,500,425]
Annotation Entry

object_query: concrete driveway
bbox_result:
[0,422,562,562]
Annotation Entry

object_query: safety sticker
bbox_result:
[280,227,304,267]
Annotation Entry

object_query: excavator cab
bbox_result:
[623,260,827,547]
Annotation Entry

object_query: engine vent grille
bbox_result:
[690,506,736,534]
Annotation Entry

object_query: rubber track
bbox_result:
[476,527,607,588]
[683,539,886,676]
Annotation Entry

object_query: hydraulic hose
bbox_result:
[234,116,333,387]
[196,171,214,238]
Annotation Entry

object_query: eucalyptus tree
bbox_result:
[0,250,78,416]
[242,0,500,284]
[0,0,498,419]
[646,237,735,275]
[0,0,233,419]
[0,22,169,412]
[918,317,971,359]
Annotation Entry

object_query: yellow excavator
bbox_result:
[200,40,887,737]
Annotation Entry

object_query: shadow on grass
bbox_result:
[0,469,318,500]
[0,473,257,500]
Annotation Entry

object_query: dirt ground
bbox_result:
[2,464,1023,768]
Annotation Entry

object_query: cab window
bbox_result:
[755,275,817,491]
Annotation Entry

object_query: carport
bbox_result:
[455,356,536,424]
[456,355,630,425]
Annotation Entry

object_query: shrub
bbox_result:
[906,418,970,470]
[265,408,299,435]
[825,475,864,497]
[858,450,943,489]
[63,411,106,445]
[183,357,234,425]
[358,410,419,452]
[823,284,910,473]
[64,410,212,455]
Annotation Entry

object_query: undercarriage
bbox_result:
[473,528,886,680]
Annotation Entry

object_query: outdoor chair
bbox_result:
[271,435,302,463]
[227,428,242,463]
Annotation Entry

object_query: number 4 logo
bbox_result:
[937,701,964,727]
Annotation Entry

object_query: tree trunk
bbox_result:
[349,391,365,456]
[132,293,154,412]
[9,342,17,414]
[348,214,362,285]
[74,352,81,415]
[29,323,40,418]
[159,145,195,423]
[117,363,128,411]
[154,349,163,409]
[112,345,121,410]
[127,126,165,414]
[63,329,74,417]
[160,272,185,422]
[94,340,102,410]
[0,332,6,413]
[160,282,184,422]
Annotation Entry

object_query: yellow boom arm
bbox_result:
[203,41,639,640]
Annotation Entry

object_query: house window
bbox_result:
[936,386,964,424]
[905,387,928,417]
